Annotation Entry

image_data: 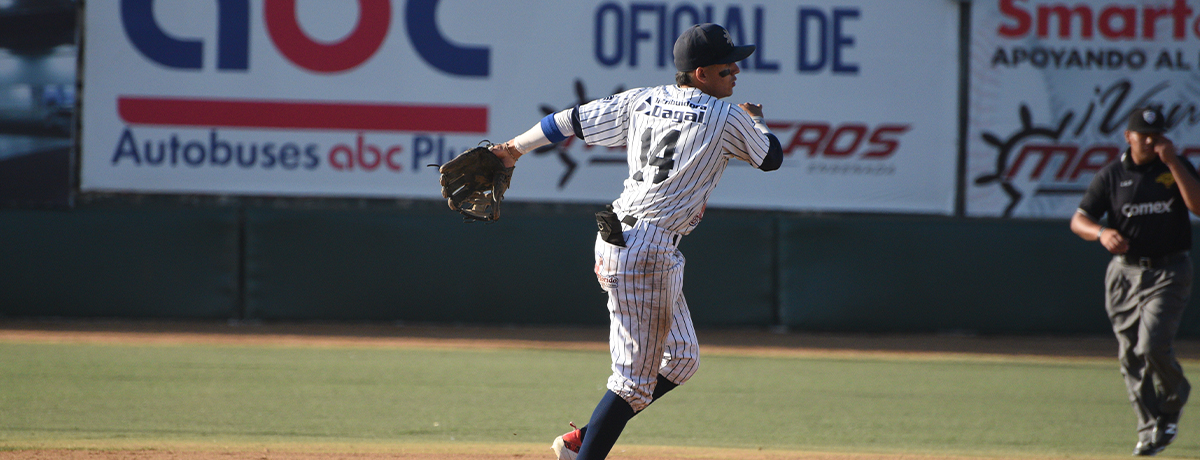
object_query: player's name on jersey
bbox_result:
[642,105,705,124]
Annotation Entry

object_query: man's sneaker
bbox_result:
[551,422,582,460]
[1133,440,1164,456]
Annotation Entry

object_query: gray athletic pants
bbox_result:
[1105,255,1192,443]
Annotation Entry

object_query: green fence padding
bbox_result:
[676,209,777,326]
[0,207,240,318]
[12,199,1200,337]
[243,205,606,324]
[778,215,1115,334]
[243,205,777,327]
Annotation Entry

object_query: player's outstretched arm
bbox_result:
[488,109,579,168]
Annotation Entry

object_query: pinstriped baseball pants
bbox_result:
[1105,256,1192,444]
[594,221,699,412]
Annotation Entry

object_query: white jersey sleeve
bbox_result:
[575,88,655,148]
[719,108,772,168]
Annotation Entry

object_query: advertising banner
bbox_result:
[81,0,959,214]
[968,0,1200,218]
[0,1,76,208]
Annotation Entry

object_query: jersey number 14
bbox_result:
[633,128,680,184]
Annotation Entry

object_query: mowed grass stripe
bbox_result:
[0,341,1192,458]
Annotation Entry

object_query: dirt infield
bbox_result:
[4,318,1197,460]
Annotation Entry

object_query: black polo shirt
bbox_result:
[1077,149,1199,258]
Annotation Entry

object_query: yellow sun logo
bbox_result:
[1157,172,1176,188]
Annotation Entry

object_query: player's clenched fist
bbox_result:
[738,103,763,118]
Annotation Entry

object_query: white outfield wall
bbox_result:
[80,0,960,215]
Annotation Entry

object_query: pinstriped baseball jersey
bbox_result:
[576,85,773,235]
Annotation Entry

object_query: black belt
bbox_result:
[1118,251,1189,269]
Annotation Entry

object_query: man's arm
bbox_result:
[1070,210,1128,254]
[738,103,782,171]
[489,109,575,167]
[1157,138,1200,215]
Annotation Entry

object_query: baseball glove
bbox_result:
[437,143,514,222]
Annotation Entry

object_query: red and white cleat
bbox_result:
[550,422,581,460]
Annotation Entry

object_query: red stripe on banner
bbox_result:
[117,97,488,133]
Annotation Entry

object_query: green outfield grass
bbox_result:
[0,339,1196,458]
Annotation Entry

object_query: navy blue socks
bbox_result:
[575,374,679,460]
[575,390,635,460]
[651,374,678,400]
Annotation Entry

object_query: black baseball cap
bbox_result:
[673,23,755,72]
[1127,107,1166,133]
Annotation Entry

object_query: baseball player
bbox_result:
[489,23,782,460]
[1070,107,1200,456]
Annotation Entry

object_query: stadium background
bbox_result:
[3,0,1199,337]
